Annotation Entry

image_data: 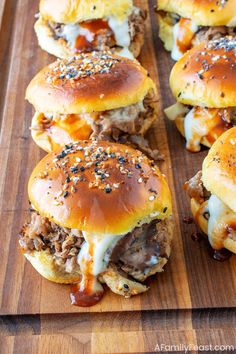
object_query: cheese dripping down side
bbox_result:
[108,6,140,58]
[70,232,123,306]
[207,194,234,250]
[165,103,231,152]
[172,18,198,60]
[184,107,231,152]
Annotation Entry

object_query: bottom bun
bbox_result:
[35,16,71,59]
[190,198,208,236]
[24,250,81,284]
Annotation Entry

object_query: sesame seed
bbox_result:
[47,52,121,84]
[138,177,143,183]
[70,166,79,173]
[104,185,112,193]
[53,200,63,206]
[149,195,156,201]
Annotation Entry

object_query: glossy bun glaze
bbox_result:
[202,127,236,212]
[170,37,236,108]
[26,52,155,114]
[28,140,172,235]
[39,0,133,24]
[158,0,236,26]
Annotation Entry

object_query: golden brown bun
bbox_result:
[28,140,172,235]
[26,52,155,114]
[158,0,236,26]
[40,0,133,24]
[34,16,73,59]
[202,127,236,212]
[170,37,236,108]
[24,250,81,284]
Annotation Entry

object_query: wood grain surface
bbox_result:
[1,309,236,353]
[1,0,236,318]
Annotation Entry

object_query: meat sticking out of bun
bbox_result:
[19,140,173,306]
[26,51,159,159]
[185,127,236,254]
[35,0,146,59]
[157,0,236,60]
[165,36,236,152]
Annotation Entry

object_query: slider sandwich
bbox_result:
[157,0,236,60]
[185,127,236,254]
[19,140,173,306]
[35,0,146,59]
[26,51,158,158]
[165,37,236,152]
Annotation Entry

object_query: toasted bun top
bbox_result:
[28,141,172,235]
[158,0,236,26]
[202,127,236,212]
[39,0,133,23]
[170,37,236,108]
[26,52,155,114]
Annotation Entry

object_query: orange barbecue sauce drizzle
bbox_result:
[70,237,104,307]
[176,18,196,53]
[39,114,95,151]
[186,107,232,151]
[205,111,232,144]
[74,19,114,52]
[226,222,236,239]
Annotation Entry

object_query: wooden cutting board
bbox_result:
[1,0,236,316]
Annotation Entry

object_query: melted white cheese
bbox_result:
[208,194,232,247]
[171,19,198,60]
[61,23,94,47]
[78,232,123,276]
[60,13,133,58]
[184,107,226,152]
[107,15,130,47]
[116,47,134,59]
[184,107,209,152]
[146,255,159,267]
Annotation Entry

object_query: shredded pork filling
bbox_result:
[34,92,160,160]
[48,8,146,54]
[185,171,210,204]
[19,211,170,282]
[192,26,236,46]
